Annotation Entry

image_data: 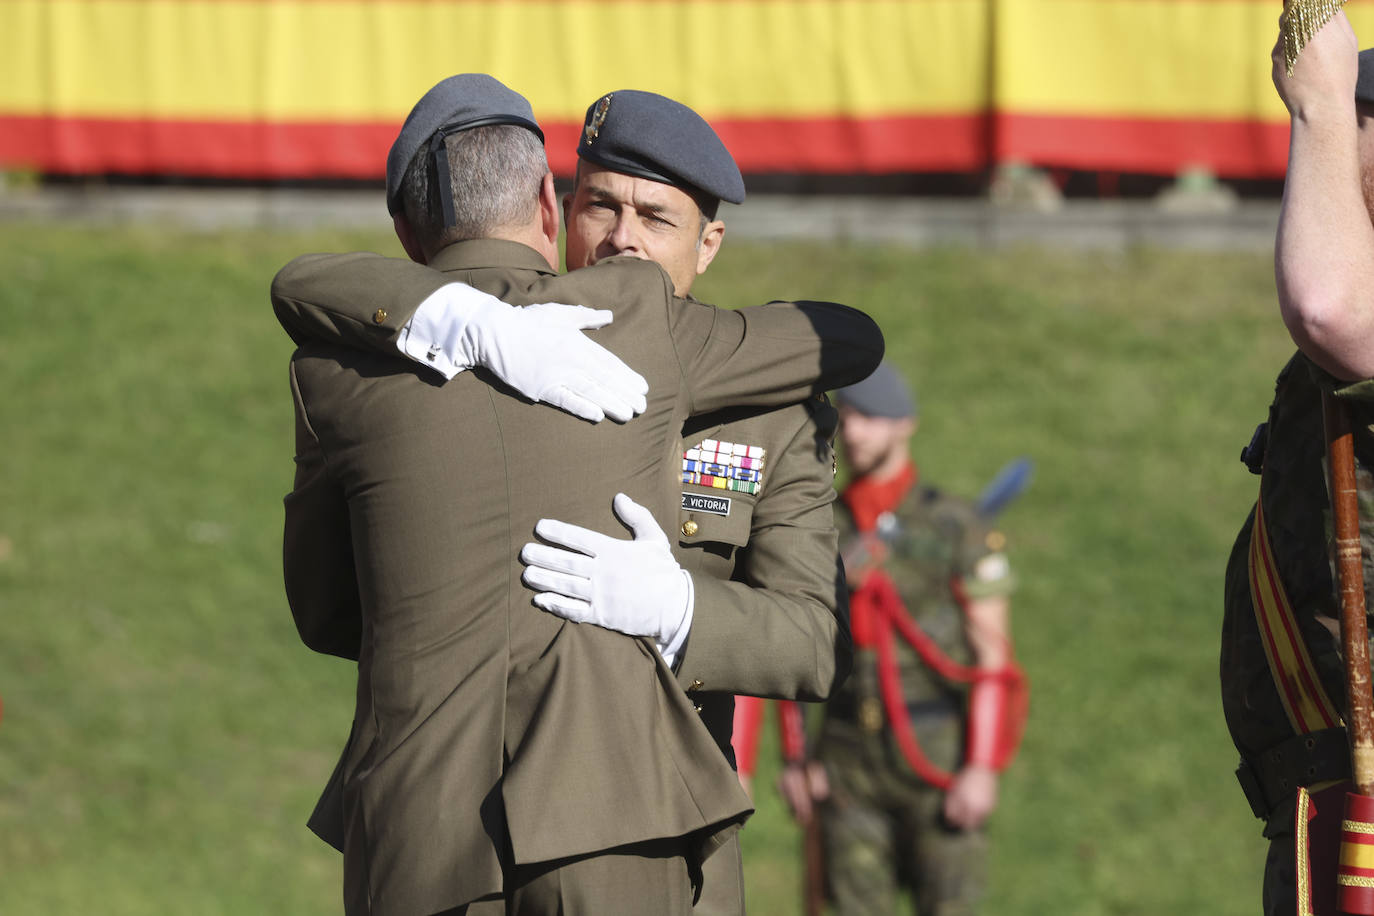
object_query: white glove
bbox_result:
[520,493,694,666]
[399,283,648,423]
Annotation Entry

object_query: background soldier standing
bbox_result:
[758,362,1025,915]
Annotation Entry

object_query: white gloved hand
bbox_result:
[400,283,648,423]
[520,493,694,666]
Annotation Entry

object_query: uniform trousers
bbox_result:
[694,832,745,916]
[821,743,987,916]
[439,835,695,916]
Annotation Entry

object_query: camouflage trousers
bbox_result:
[818,726,987,916]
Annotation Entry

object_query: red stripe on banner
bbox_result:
[546,115,990,175]
[0,112,1293,179]
[993,112,1292,179]
[0,113,992,178]
[0,115,400,179]
[1343,833,1374,847]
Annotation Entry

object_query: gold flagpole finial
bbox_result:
[1282,0,1349,75]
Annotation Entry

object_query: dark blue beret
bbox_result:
[386,74,545,216]
[833,362,917,420]
[1359,49,1374,105]
[577,90,745,205]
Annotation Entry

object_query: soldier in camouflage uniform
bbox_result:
[776,363,1022,915]
[1221,17,1374,915]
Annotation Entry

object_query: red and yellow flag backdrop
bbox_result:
[2,0,1369,181]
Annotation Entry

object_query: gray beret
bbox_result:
[577,90,745,205]
[386,74,545,216]
[833,362,917,420]
[1359,49,1374,105]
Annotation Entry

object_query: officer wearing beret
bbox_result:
[549,89,851,916]
[276,75,878,916]
[1221,18,1374,915]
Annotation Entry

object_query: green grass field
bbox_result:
[0,221,1291,913]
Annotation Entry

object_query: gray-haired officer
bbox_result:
[273,81,863,915]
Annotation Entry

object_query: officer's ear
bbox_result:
[695,219,725,277]
[393,214,428,265]
[538,172,560,248]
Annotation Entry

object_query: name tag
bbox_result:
[681,493,731,516]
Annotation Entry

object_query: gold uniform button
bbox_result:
[681,520,699,537]
[694,704,703,714]
[688,679,704,692]
[372,308,388,325]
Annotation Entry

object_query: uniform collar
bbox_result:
[842,460,917,532]
[428,238,559,276]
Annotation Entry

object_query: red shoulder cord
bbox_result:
[844,467,1027,789]
[731,696,808,778]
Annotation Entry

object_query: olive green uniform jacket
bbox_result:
[675,399,851,916]
[275,242,877,915]
[821,482,1014,772]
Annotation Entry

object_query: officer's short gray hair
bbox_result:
[400,124,548,253]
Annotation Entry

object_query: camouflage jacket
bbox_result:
[820,474,1015,764]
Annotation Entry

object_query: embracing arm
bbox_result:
[272,253,450,353]
[282,359,363,661]
[272,253,646,421]
[1272,12,1374,380]
[671,295,884,415]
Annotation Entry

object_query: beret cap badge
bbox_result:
[584,95,612,145]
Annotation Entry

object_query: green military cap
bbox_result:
[577,90,745,206]
[1359,49,1374,105]
[386,73,545,221]
[833,362,917,420]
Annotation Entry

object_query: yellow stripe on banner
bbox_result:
[0,0,988,122]
[996,0,1374,120]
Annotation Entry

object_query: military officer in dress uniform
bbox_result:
[278,75,877,916]
[1222,16,1374,915]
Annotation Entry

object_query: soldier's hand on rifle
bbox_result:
[943,764,999,831]
[778,760,829,824]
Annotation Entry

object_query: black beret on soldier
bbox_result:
[577,89,745,206]
[833,362,918,420]
[386,73,545,219]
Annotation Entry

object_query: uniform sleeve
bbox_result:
[669,297,884,415]
[271,252,451,352]
[282,359,363,660]
[675,401,853,699]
